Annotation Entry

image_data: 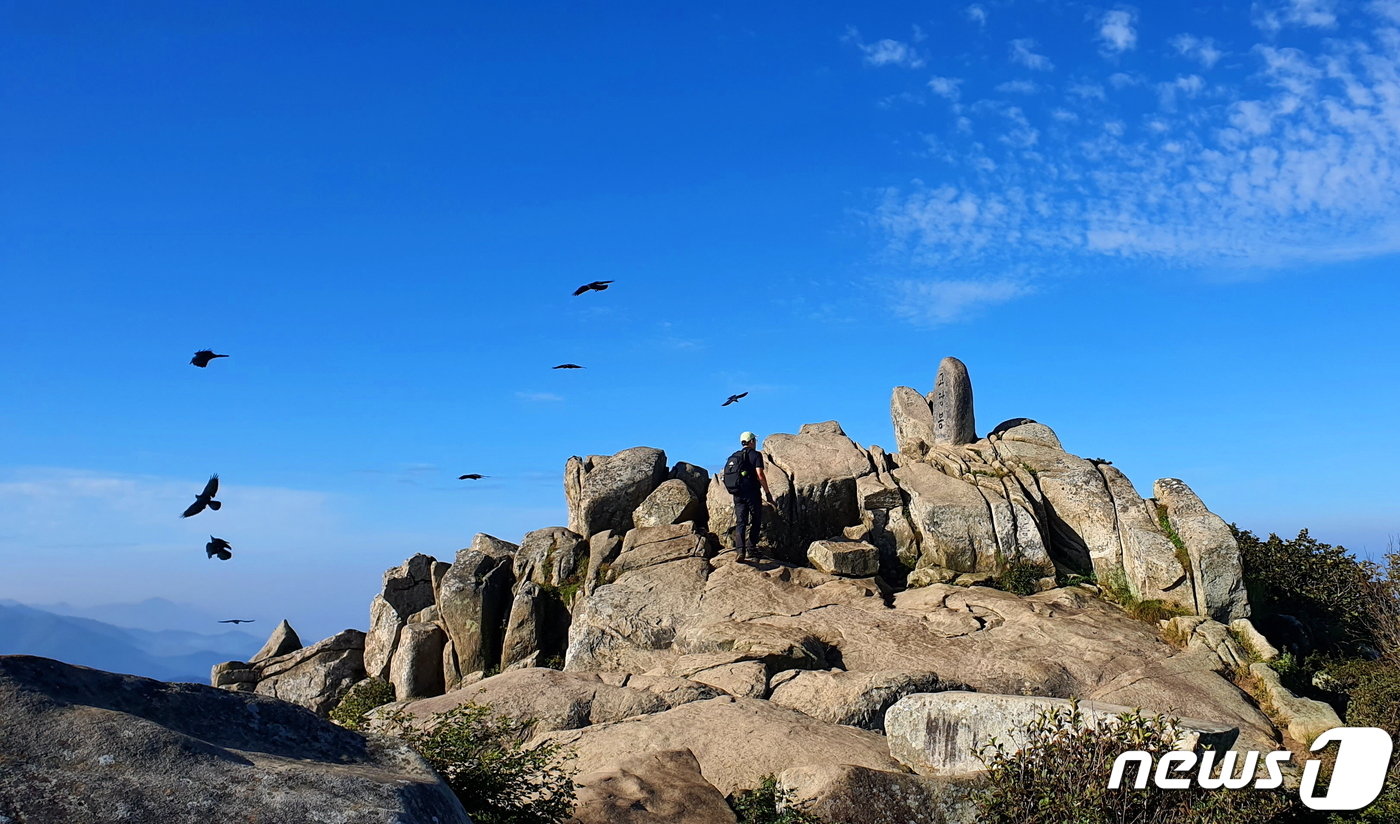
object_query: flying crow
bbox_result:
[572,280,614,296]
[721,392,748,407]
[206,536,233,561]
[218,619,255,624]
[553,364,584,369]
[458,474,488,480]
[181,475,221,518]
[190,350,229,368]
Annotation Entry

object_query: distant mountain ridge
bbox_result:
[0,600,261,684]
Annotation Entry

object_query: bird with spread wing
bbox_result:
[181,475,222,518]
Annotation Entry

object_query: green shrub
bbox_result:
[973,699,1300,824]
[1234,527,1375,656]
[1320,658,1400,823]
[1100,566,1192,624]
[729,775,823,824]
[995,558,1053,596]
[380,704,576,824]
[328,677,395,731]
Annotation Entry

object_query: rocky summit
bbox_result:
[2,359,1333,823]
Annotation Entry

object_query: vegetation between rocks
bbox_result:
[729,775,823,824]
[1101,566,1193,624]
[993,557,1053,596]
[973,700,1301,823]
[380,704,577,824]
[327,677,395,731]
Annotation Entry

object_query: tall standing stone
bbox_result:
[930,357,976,446]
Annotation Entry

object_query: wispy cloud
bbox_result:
[1171,34,1224,69]
[1010,38,1055,71]
[966,4,988,26]
[1098,10,1137,54]
[995,79,1039,94]
[865,2,1400,270]
[846,28,925,69]
[928,76,963,100]
[1253,0,1339,31]
[889,278,1035,325]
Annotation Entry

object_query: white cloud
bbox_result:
[928,76,963,100]
[1172,34,1224,69]
[869,10,1400,270]
[966,4,988,26]
[995,80,1039,94]
[1010,38,1055,71]
[1254,0,1339,31]
[890,278,1035,325]
[1098,10,1137,53]
[1157,74,1206,110]
[848,28,926,68]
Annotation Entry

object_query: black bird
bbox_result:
[219,619,255,624]
[458,474,488,480]
[190,350,229,368]
[721,392,748,407]
[572,280,614,296]
[181,475,221,518]
[553,363,585,369]
[206,536,233,560]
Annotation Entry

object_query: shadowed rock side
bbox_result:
[0,655,470,824]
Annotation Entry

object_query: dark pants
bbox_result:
[733,494,762,550]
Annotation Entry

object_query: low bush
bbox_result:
[729,775,823,824]
[1100,566,1193,624]
[328,677,395,730]
[1319,658,1400,823]
[380,704,576,824]
[973,700,1301,824]
[1234,527,1374,656]
[994,557,1054,596]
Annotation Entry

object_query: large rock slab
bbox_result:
[778,764,980,824]
[253,629,366,716]
[565,557,711,673]
[806,539,879,577]
[516,526,587,591]
[885,691,1240,776]
[499,580,570,669]
[436,536,516,676]
[1099,464,1193,611]
[930,356,976,445]
[891,386,939,459]
[615,522,708,576]
[373,667,717,735]
[989,438,1120,577]
[571,748,737,824]
[0,655,470,824]
[388,621,446,701]
[250,619,302,664]
[892,462,1002,573]
[633,478,704,529]
[762,422,874,556]
[1154,478,1250,622]
[537,695,904,796]
[364,554,448,681]
[570,447,669,539]
[1248,662,1342,745]
[767,668,947,731]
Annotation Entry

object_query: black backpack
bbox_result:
[722,449,755,495]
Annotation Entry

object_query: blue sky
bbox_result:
[2,1,1398,643]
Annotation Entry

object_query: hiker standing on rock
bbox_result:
[723,431,774,563]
